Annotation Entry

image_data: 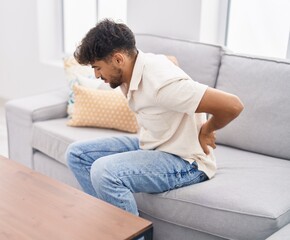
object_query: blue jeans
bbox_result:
[66,136,208,216]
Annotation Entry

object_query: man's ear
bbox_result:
[113,53,125,66]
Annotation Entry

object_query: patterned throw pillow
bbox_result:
[67,85,139,133]
[63,56,111,117]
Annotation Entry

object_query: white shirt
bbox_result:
[122,51,217,179]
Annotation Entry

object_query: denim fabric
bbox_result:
[66,136,208,216]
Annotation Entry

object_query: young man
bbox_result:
[67,19,244,216]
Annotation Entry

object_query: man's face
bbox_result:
[91,58,123,89]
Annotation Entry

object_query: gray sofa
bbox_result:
[5,34,290,240]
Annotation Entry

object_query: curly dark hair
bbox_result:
[74,19,137,65]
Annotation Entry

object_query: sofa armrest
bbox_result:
[5,88,69,168]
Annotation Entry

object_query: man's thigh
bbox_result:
[91,149,206,193]
[67,135,140,162]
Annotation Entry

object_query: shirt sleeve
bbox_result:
[155,79,208,116]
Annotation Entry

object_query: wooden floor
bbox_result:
[0,98,8,157]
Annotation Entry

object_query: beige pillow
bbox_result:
[67,85,139,133]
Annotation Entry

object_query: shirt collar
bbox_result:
[128,50,145,92]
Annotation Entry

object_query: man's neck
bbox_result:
[122,50,139,93]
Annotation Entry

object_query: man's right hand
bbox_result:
[199,122,216,155]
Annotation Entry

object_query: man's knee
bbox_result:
[91,157,109,181]
[66,142,82,168]
[90,156,120,190]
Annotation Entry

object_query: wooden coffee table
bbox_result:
[0,155,153,240]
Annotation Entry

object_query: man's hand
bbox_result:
[196,87,244,154]
[199,122,216,155]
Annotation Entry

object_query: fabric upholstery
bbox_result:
[33,151,81,190]
[32,118,137,165]
[215,53,290,160]
[135,34,222,88]
[139,212,226,240]
[5,88,69,168]
[135,145,290,240]
[266,224,290,240]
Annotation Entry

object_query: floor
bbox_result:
[0,99,8,158]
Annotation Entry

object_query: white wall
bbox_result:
[127,0,202,41]
[200,0,229,45]
[127,0,227,43]
[0,0,66,100]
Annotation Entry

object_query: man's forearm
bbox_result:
[198,91,244,154]
[204,101,243,133]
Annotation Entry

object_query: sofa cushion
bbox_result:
[215,53,290,160]
[135,34,222,88]
[135,145,290,240]
[32,118,137,165]
[68,85,138,133]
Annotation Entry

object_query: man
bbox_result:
[67,19,244,216]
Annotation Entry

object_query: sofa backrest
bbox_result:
[216,53,290,160]
[135,33,223,88]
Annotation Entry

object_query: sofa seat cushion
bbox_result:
[135,145,290,240]
[32,118,137,165]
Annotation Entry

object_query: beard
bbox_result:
[108,67,123,89]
